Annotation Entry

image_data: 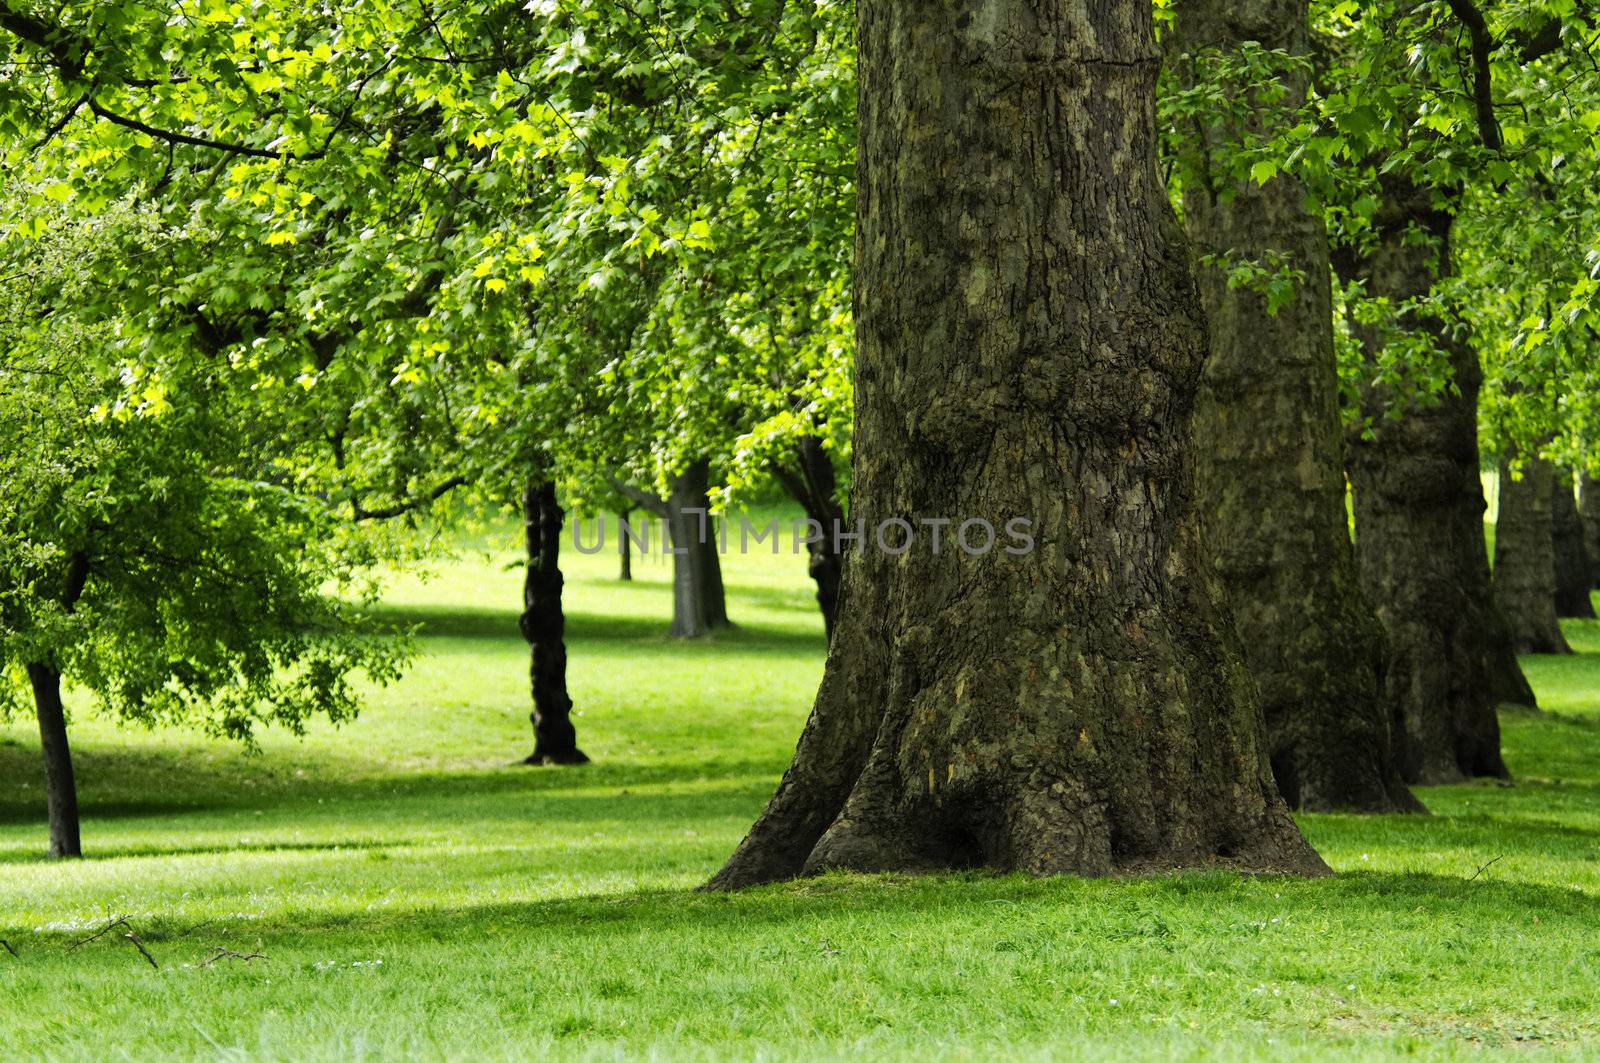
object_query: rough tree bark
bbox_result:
[773,435,844,641]
[617,460,731,638]
[1178,0,1420,813]
[707,0,1327,888]
[1581,474,1600,586]
[28,662,81,859]
[520,480,588,765]
[1551,469,1594,618]
[1341,175,1526,785]
[1493,457,1573,653]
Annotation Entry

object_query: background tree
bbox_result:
[1313,0,1600,780]
[1171,0,1419,813]
[0,203,404,857]
[1493,456,1573,653]
[1550,469,1594,618]
[1580,474,1600,585]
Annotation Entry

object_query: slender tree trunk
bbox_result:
[28,662,81,859]
[1342,175,1524,786]
[774,435,844,641]
[1494,457,1573,653]
[708,0,1326,888]
[1579,473,1600,585]
[665,459,730,638]
[1551,469,1594,618]
[520,480,588,765]
[617,507,633,581]
[1178,0,1419,813]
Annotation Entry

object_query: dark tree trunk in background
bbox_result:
[1341,175,1523,785]
[617,507,633,581]
[615,461,732,638]
[708,0,1326,889]
[1178,0,1419,813]
[774,435,844,640]
[1494,458,1573,653]
[664,459,730,638]
[1552,469,1594,618]
[1579,474,1600,586]
[520,480,588,765]
[28,663,81,859]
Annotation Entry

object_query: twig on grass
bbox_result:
[125,933,159,969]
[1467,854,1506,882]
[67,915,130,949]
[177,917,218,938]
[199,946,267,968]
[1,938,17,958]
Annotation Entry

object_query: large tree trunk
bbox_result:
[1551,469,1594,618]
[520,480,588,765]
[774,435,844,641]
[664,459,730,638]
[708,0,1326,889]
[1494,457,1573,653]
[1579,473,1600,585]
[28,662,81,859]
[1342,176,1524,785]
[1178,0,1419,813]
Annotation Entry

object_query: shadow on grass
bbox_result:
[370,604,823,654]
[8,863,1596,952]
[718,582,824,613]
[1514,709,1600,731]
[0,779,775,865]
[0,744,785,831]
[1303,775,1600,849]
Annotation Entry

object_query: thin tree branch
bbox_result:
[30,93,87,150]
[351,476,467,522]
[67,915,130,950]
[1444,0,1504,152]
[608,477,669,517]
[86,99,292,159]
[199,946,266,967]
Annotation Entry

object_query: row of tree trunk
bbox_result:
[519,459,738,764]
[525,0,1559,884]
[1180,1,1418,813]
[708,0,1553,885]
[1337,175,1529,786]
[520,442,846,766]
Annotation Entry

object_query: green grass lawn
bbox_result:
[3,513,1599,1060]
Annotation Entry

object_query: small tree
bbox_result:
[0,208,403,857]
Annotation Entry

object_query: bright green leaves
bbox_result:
[0,0,860,560]
[0,203,407,738]
[1198,250,1306,317]
[1169,0,1600,464]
